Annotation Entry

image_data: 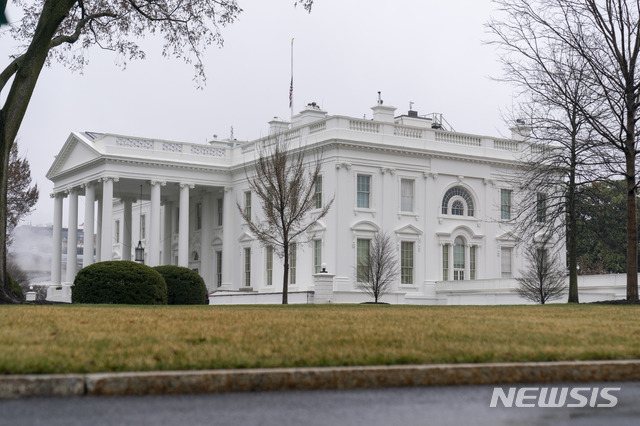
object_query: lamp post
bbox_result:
[135,184,145,263]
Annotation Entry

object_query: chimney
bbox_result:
[510,119,532,141]
[268,117,290,135]
[291,102,328,127]
[371,104,396,123]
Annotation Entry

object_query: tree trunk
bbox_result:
[0,0,76,303]
[567,138,579,303]
[625,152,638,301]
[282,247,289,305]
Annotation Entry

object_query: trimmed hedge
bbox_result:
[153,265,207,305]
[72,261,167,305]
[8,273,24,301]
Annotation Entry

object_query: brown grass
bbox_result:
[1,304,639,374]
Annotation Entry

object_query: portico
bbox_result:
[46,132,234,292]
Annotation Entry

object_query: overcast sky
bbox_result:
[1,0,514,228]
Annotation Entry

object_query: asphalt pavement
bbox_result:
[1,382,638,426]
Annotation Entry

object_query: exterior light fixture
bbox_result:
[135,184,145,263]
[321,262,327,273]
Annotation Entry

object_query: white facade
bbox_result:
[46,102,562,303]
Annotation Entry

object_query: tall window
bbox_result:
[453,236,465,280]
[356,238,371,282]
[442,186,474,216]
[470,246,476,280]
[216,251,222,287]
[244,247,251,287]
[217,198,223,226]
[244,191,252,218]
[289,243,297,285]
[442,244,449,281]
[400,179,415,212]
[357,175,371,208]
[315,175,323,209]
[536,193,546,222]
[501,247,512,278]
[266,246,273,286]
[196,202,202,230]
[401,241,414,284]
[115,220,120,243]
[313,239,322,273]
[140,214,146,239]
[501,189,512,220]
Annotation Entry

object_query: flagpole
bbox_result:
[290,37,294,123]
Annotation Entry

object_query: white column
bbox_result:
[201,191,213,288]
[465,244,471,281]
[222,186,234,287]
[100,177,117,261]
[178,183,193,267]
[96,198,102,262]
[65,188,79,282]
[162,201,173,265]
[122,198,133,261]
[448,243,454,281]
[149,180,164,266]
[83,182,95,268]
[51,192,64,284]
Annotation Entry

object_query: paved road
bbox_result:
[1,382,639,426]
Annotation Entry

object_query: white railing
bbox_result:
[435,131,482,146]
[112,137,226,159]
[493,140,519,151]
[393,126,424,139]
[349,120,380,133]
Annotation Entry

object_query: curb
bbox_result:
[2,360,640,398]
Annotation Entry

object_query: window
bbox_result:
[313,239,322,273]
[216,251,222,287]
[289,243,297,285]
[501,189,512,220]
[356,238,371,282]
[441,186,474,216]
[244,247,251,287]
[357,175,371,208]
[501,247,512,278]
[400,179,414,212]
[442,244,449,281]
[315,175,323,209]
[140,214,146,239]
[470,246,476,280]
[266,246,273,286]
[451,200,464,216]
[536,193,546,222]
[453,236,466,280]
[401,241,414,284]
[217,198,223,226]
[115,220,120,243]
[244,191,252,218]
[196,202,202,230]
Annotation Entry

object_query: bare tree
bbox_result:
[488,8,608,303]
[490,0,640,301]
[0,0,314,303]
[355,232,398,304]
[7,142,39,244]
[516,243,567,304]
[238,136,333,304]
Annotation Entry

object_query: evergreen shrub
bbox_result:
[72,261,167,305]
[153,265,207,305]
[8,273,24,301]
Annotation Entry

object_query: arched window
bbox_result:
[441,186,475,216]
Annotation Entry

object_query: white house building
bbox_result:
[46,101,572,304]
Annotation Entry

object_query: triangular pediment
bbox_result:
[496,231,518,242]
[47,132,102,179]
[238,232,255,243]
[395,224,423,236]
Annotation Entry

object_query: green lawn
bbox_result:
[1,304,639,374]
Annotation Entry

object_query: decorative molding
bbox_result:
[457,175,465,183]
[99,176,119,183]
[335,162,352,170]
[150,180,166,187]
[380,167,396,175]
[179,182,195,189]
